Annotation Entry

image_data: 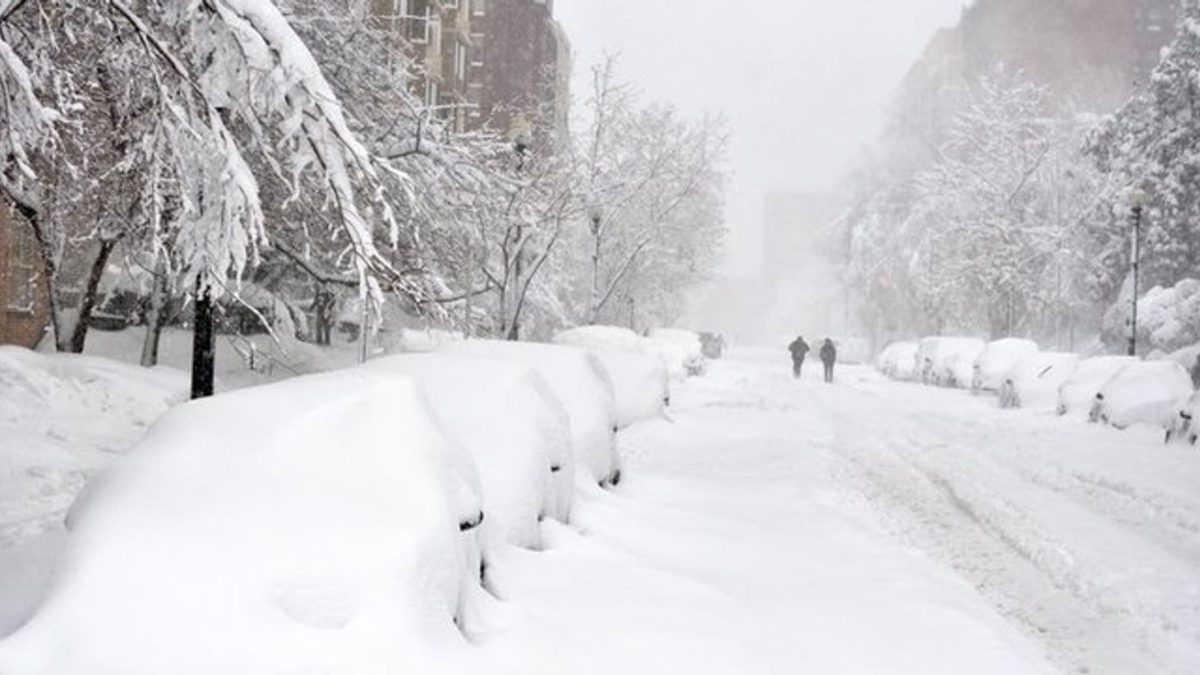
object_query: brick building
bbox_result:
[0,205,48,348]
[470,0,571,147]
[372,0,570,142]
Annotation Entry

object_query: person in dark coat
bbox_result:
[788,336,810,378]
[820,338,837,383]
[1191,354,1200,390]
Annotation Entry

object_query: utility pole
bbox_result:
[1127,188,1147,357]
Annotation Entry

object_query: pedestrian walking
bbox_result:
[820,338,837,384]
[788,335,810,378]
[1191,354,1200,390]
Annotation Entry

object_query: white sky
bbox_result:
[554,0,967,277]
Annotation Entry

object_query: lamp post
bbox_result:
[588,203,603,324]
[1127,187,1148,357]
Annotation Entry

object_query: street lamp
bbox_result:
[588,204,603,236]
[1127,187,1148,357]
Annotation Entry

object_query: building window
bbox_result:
[405,0,430,42]
[444,0,458,7]
[424,79,440,109]
[472,0,485,16]
[454,40,469,88]
[6,222,39,313]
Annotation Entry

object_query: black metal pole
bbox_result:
[191,279,215,399]
[1128,205,1142,357]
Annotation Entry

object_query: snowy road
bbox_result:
[472,349,1198,674]
[3,348,1198,673]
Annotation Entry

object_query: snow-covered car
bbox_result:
[876,341,920,380]
[443,340,621,487]
[998,352,1080,411]
[834,337,870,365]
[1089,360,1193,430]
[1166,391,1200,445]
[649,329,707,378]
[366,354,574,544]
[553,329,669,428]
[7,370,484,673]
[972,338,1039,393]
[1056,356,1139,417]
[917,337,986,387]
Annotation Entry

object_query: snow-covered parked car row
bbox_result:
[0,327,695,673]
[876,337,1200,445]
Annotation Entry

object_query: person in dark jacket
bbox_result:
[788,336,810,378]
[820,338,837,383]
[1192,354,1200,390]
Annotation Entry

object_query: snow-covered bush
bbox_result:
[1057,356,1139,418]
[876,341,920,380]
[972,338,1039,393]
[1103,279,1200,355]
[999,352,1080,411]
[917,337,986,387]
[1090,361,1193,430]
[649,329,707,378]
[365,354,574,546]
[443,340,621,487]
[1,370,483,673]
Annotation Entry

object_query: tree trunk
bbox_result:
[65,236,121,353]
[191,281,216,399]
[140,259,171,367]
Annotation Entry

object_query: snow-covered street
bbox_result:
[4,347,1199,674]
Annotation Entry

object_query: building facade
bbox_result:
[0,205,48,348]
[373,0,570,143]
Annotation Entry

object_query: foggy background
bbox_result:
[556,0,968,278]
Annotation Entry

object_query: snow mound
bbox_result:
[0,371,483,674]
[999,352,1080,411]
[392,328,465,354]
[0,346,187,433]
[365,354,574,546]
[1057,356,1139,418]
[649,329,707,378]
[554,327,669,428]
[972,339,1039,393]
[876,341,920,380]
[1091,360,1193,430]
[918,337,986,388]
[443,340,621,487]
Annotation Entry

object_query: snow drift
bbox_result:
[443,340,621,486]
[365,354,574,547]
[0,370,484,674]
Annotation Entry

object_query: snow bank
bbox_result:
[1167,391,1200,445]
[999,352,1080,411]
[649,329,707,378]
[553,327,670,428]
[0,346,187,433]
[392,328,465,354]
[972,338,1039,393]
[443,340,621,486]
[0,371,484,674]
[365,354,573,546]
[917,337,986,388]
[876,341,920,380]
[1091,360,1193,430]
[1057,356,1139,418]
